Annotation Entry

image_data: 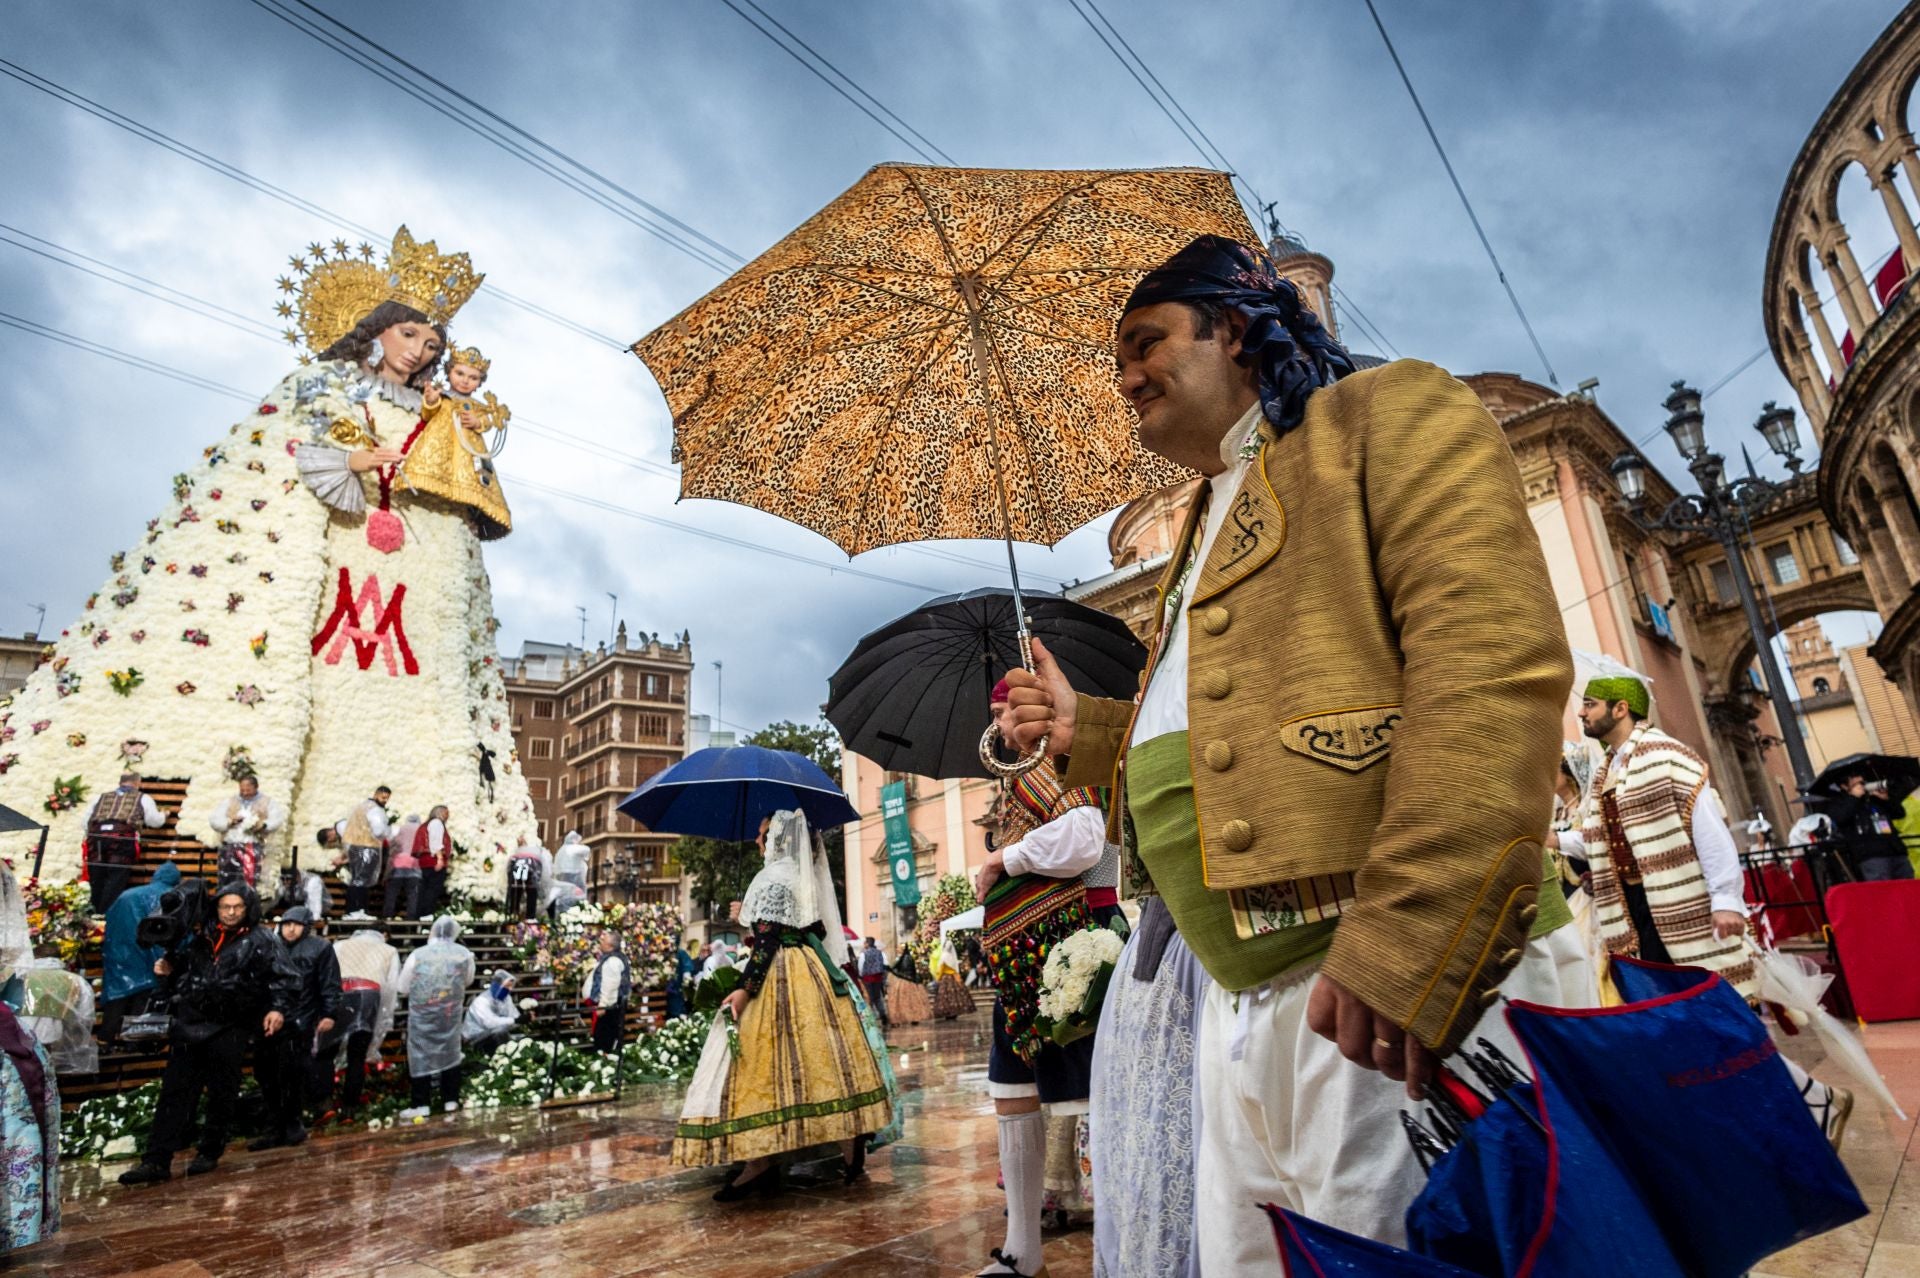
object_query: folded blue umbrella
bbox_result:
[615,744,860,842]
[1277,957,1867,1277]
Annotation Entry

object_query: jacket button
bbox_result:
[1200,669,1232,700]
[1204,740,1234,771]
[1499,947,1522,967]
[1220,819,1253,852]
[1478,986,1502,1009]
[1202,605,1231,635]
[1519,904,1540,924]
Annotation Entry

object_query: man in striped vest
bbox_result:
[1572,673,1853,1149]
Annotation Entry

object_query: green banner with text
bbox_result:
[880,780,921,906]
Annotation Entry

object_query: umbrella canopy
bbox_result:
[616,745,860,843]
[826,587,1147,779]
[0,804,43,836]
[1810,751,1920,802]
[632,164,1257,556]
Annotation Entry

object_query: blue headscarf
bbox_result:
[1123,234,1356,435]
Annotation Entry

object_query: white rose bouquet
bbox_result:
[1033,922,1127,1047]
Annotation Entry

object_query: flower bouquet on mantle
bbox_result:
[1032,921,1127,1048]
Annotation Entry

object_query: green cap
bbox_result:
[1584,675,1649,718]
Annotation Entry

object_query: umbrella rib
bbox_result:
[975,173,1122,280]
[897,167,970,279]
[982,322,1064,543]
[759,262,966,322]
[809,318,965,358]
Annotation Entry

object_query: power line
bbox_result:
[249,0,739,274]
[1062,0,1399,358]
[1361,0,1557,386]
[505,473,944,593]
[0,58,627,350]
[718,0,956,166]
[0,226,283,345]
[0,311,255,402]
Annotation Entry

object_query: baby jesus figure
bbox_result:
[409,345,512,539]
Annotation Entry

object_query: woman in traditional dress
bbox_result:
[886,945,933,1025]
[0,228,534,896]
[395,915,475,1119]
[674,809,892,1199]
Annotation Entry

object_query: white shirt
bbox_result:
[86,791,164,828]
[1001,806,1108,878]
[208,793,286,845]
[1132,402,1265,747]
[1562,784,1746,916]
[586,953,628,1007]
[425,818,448,854]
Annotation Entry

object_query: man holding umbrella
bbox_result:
[1004,235,1574,1263]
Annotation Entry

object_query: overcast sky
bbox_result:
[0,0,1899,732]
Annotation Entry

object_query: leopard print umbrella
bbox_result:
[631,164,1258,556]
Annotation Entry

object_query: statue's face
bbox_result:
[448,363,485,395]
[375,320,443,380]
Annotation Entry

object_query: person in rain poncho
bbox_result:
[98,860,180,1042]
[463,970,519,1055]
[395,915,475,1119]
[547,832,590,916]
[674,809,893,1199]
[506,835,551,920]
[325,927,401,1115]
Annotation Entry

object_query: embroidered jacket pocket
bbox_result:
[1278,705,1402,773]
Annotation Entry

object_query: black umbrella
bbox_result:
[0,804,40,836]
[827,587,1148,780]
[1810,751,1920,802]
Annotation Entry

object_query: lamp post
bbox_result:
[1610,383,1817,794]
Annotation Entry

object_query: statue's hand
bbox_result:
[348,447,405,473]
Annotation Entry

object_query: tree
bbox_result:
[745,717,849,919]
[671,834,759,926]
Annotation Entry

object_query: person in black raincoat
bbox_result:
[117,880,297,1185]
[249,905,342,1150]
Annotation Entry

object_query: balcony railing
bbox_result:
[562,728,685,760]
[565,685,688,716]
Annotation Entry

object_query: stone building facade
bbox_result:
[503,624,692,904]
[1768,0,1920,722]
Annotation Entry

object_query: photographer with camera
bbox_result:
[117,880,298,1186]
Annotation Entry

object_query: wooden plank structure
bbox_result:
[58,779,667,1109]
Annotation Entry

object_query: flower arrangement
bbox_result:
[1033,923,1127,1047]
[909,872,979,972]
[250,632,269,659]
[53,670,80,698]
[233,684,265,708]
[106,668,144,696]
[222,744,256,781]
[43,775,87,816]
[508,899,684,992]
[23,877,94,966]
[65,732,86,749]
[182,629,211,647]
[111,588,139,608]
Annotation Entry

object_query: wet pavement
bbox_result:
[17,1009,1920,1276]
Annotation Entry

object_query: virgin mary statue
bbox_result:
[0,228,536,896]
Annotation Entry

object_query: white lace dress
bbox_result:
[1090,906,1210,1278]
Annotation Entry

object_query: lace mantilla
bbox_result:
[741,859,811,930]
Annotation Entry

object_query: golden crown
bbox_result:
[273,226,484,357]
[448,346,491,376]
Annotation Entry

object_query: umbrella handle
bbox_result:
[978,721,1049,778]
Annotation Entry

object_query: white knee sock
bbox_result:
[1779,1055,1829,1105]
[991,1110,1046,1274]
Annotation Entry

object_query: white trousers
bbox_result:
[1195,937,1582,1273]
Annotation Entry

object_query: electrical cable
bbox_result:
[0,310,255,402]
[1361,0,1557,385]
[247,0,735,274]
[719,0,956,166]
[0,228,283,344]
[0,58,628,350]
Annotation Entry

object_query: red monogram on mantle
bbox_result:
[311,568,419,676]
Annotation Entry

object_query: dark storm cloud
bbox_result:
[0,0,1898,728]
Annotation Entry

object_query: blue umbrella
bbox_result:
[616,745,860,842]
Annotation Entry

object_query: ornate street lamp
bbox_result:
[1611,383,1817,794]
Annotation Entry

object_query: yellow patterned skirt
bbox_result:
[673,945,893,1166]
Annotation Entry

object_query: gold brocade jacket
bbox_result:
[1059,359,1573,1054]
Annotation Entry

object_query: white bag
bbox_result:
[1751,941,1906,1119]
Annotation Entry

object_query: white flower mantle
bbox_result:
[0,363,534,895]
